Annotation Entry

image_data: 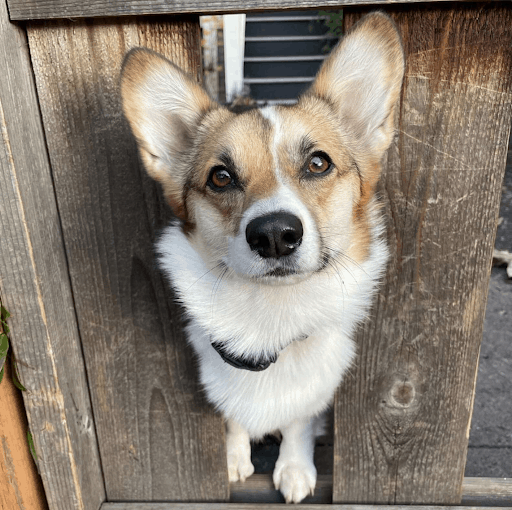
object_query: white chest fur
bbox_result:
[157,220,388,438]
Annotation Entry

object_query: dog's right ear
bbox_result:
[121,48,217,219]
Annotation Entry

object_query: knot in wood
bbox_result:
[389,380,415,408]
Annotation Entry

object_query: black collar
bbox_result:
[211,342,278,371]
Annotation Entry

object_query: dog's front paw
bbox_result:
[226,419,254,483]
[273,460,317,504]
[227,441,254,482]
[227,450,254,483]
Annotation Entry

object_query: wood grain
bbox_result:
[230,473,512,506]
[0,1,105,508]
[101,503,512,510]
[9,0,468,21]
[333,3,512,505]
[26,16,229,502]
[462,477,512,507]
[230,473,332,504]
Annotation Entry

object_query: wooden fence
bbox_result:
[1,1,512,509]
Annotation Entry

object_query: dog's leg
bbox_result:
[226,419,254,483]
[273,415,319,504]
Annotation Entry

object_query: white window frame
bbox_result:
[223,14,246,102]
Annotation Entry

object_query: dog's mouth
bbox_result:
[263,267,297,278]
[254,252,330,280]
[211,342,279,371]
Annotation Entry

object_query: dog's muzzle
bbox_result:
[211,341,278,371]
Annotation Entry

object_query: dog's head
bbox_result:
[121,13,404,285]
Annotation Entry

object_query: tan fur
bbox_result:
[303,13,404,262]
[185,108,279,235]
[121,48,215,220]
[267,101,368,261]
[308,12,404,164]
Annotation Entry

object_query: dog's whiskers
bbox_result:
[323,241,370,281]
[210,264,231,318]
[322,245,361,291]
[186,261,226,292]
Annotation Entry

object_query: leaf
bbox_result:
[0,307,10,386]
[0,305,10,334]
[0,305,11,321]
[12,357,27,391]
[0,333,8,379]
[27,430,37,459]
[27,430,39,474]
[0,332,8,358]
[318,10,343,38]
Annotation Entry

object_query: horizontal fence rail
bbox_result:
[8,0,473,20]
[228,474,512,506]
[245,34,338,41]
[244,76,315,83]
[244,55,327,61]
[246,15,330,22]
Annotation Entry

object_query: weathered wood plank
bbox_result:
[229,473,512,506]
[26,16,229,502]
[101,503,512,510]
[333,3,512,505]
[200,16,223,102]
[0,1,105,509]
[462,478,512,507]
[230,473,332,504]
[9,0,473,22]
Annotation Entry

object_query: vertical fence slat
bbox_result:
[333,3,512,504]
[0,1,106,509]
[25,16,229,502]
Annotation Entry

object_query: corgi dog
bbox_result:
[121,12,404,504]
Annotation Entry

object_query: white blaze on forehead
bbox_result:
[259,106,284,182]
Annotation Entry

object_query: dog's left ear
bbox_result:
[307,12,404,161]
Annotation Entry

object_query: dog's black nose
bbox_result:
[246,212,303,259]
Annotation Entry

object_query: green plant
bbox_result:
[319,10,343,37]
[0,305,10,384]
[0,305,26,390]
[317,10,343,53]
[27,430,38,466]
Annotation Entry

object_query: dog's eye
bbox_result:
[208,166,234,190]
[307,153,332,175]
